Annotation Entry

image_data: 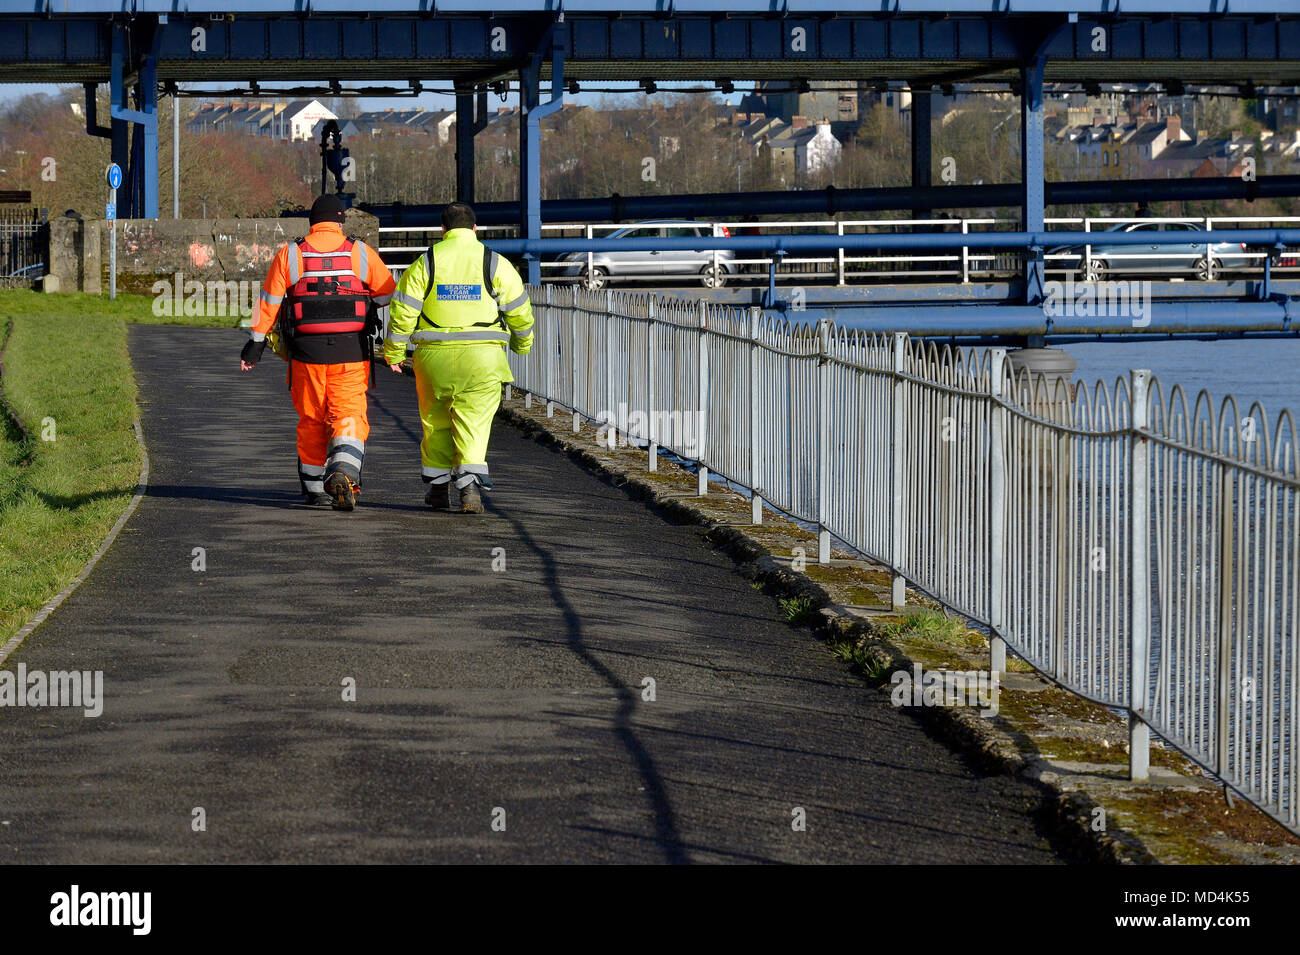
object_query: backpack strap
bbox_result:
[416,246,437,329]
[287,237,305,285]
[352,238,367,283]
[421,246,436,308]
[483,247,501,305]
[278,238,306,346]
[484,247,507,330]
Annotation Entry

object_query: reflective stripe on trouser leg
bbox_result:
[326,434,364,484]
[454,463,491,490]
[422,467,452,485]
[298,460,326,495]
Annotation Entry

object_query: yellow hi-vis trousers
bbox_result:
[412,343,509,488]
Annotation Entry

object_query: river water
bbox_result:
[1061,339,1300,423]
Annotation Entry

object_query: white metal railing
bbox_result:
[507,285,1300,836]
[377,216,1300,286]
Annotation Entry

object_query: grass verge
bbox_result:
[0,289,182,645]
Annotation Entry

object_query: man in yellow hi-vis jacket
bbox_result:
[384,202,534,513]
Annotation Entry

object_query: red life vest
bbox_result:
[287,235,369,335]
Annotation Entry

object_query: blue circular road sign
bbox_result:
[106,163,123,190]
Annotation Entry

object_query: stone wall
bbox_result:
[45,209,380,298]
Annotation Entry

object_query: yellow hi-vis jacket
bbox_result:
[383,228,534,366]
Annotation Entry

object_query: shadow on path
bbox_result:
[488,494,689,864]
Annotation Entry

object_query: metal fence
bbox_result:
[508,284,1300,835]
[0,207,47,288]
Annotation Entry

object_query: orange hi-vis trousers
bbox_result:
[288,359,370,493]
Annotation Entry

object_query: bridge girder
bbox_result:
[7,8,1300,243]
[1,14,1299,85]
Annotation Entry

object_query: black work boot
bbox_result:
[324,471,357,511]
[459,482,484,514]
[304,491,333,506]
[425,482,450,510]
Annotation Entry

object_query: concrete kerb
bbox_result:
[496,397,1155,866]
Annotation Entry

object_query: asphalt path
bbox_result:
[0,325,1067,864]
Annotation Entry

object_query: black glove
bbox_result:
[240,337,267,366]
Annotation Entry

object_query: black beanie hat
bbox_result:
[309,194,345,225]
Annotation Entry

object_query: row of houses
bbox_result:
[722,112,841,178]
[353,108,456,142]
[186,98,514,146]
[1050,111,1297,180]
[186,100,338,142]
[182,96,846,181]
[187,86,1297,185]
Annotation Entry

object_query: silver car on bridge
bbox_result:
[558,220,736,290]
[1073,220,1254,281]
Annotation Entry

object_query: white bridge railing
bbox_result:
[378,215,1300,285]
[508,284,1300,836]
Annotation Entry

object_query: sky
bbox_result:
[0,80,745,114]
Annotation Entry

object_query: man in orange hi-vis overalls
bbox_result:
[239,195,396,511]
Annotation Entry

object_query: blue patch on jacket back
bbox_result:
[437,284,482,301]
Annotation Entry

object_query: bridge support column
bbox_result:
[132,52,159,219]
[455,88,475,204]
[518,27,566,286]
[910,90,932,221]
[1020,58,1046,306]
[455,85,488,204]
[108,32,129,207]
[110,23,159,220]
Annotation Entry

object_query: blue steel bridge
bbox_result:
[3,0,1300,842]
[4,1,1300,340]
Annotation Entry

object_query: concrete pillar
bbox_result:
[47,217,100,295]
[83,220,101,295]
[1006,347,1077,397]
[46,217,81,294]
